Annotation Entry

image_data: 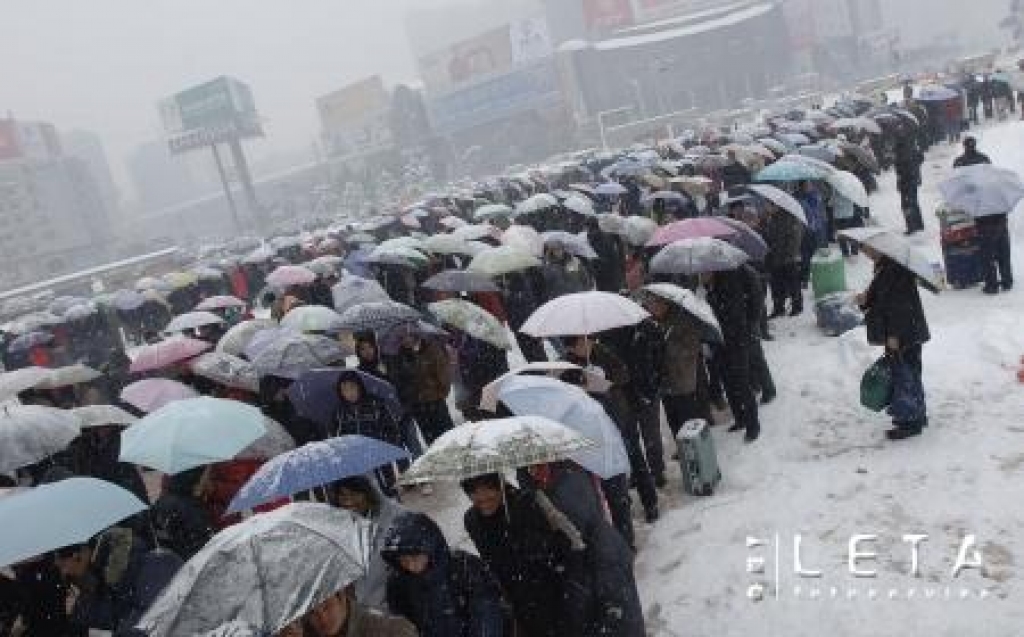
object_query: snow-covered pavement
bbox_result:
[411,118,1024,636]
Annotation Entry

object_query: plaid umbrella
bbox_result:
[422,270,499,293]
[427,300,510,349]
[337,301,421,334]
[331,276,390,314]
[399,416,597,484]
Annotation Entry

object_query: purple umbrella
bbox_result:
[288,368,402,427]
[646,217,736,247]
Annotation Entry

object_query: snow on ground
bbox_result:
[405,118,1024,635]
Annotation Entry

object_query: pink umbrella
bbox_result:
[265,265,316,288]
[129,337,211,373]
[646,217,736,247]
[196,295,246,311]
[120,378,199,413]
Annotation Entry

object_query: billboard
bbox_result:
[427,60,562,134]
[583,0,635,30]
[161,76,262,153]
[317,76,390,134]
[418,27,515,93]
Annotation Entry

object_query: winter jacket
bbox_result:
[541,257,593,301]
[333,393,404,448]
[860,257,930,348]
[346,602,418,637]
[464,487,571,637]
[151,469,214,561]
[455,333,510,395]
[389,340,452,406]
[765,209,804,268]
[587,228,626,293]
[7,559,74,637]
[894,139,923,187]
[720,161,752,190]
[532,463,645,637]
[382,512,507,637]
[706,269,753,348]
[502,269,545,330]
[953,150,991,167]
[602,320,663,402]
[658,309,703,396]
[358,493,409,612]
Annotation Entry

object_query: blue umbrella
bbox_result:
[493,375,629,479]
[8,331,53,353]
[288,368,401,427]
[344,247,374,277]
[119,397,267,474]
[756,160,829,183]
[0,477,147,567]
[226,435,410,513]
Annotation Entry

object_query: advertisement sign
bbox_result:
[0,120,21,160]
[161,76,259,135]
[316,76,390,134]
[323,112,393,158]
[583,0,635,30]
[167,120,264,154]
[427,61,563,134]
[418,27,514,93]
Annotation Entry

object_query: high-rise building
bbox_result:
[61,129,120,213]
[127,139,205,214]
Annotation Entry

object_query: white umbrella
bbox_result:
[216,319,278,357]
[0,405,81,473]
[280,305,346,333]
[190,352,260,393]
[521,291,649,337]
[515,193,559,215]
[640,283,723,342]
[399,416,597,484]
[35,364,103,390]
[453,224,501,242]
[474,203,514,221]
[542,231,598,259]
[0,367,53,399]
[500,225,544,256]
[196,296,246,312]
[830,170,870,208]
[72,405,139,429]
[266,265,317,288]
[163,311,225,334]
[479,362,611,413]
[427,300,511,349]
[622,216,658,246]
[747,183,808,225]
[467,246,541,276]
[595,182,628,196]
[838,227,942,292]
[563,195,596,216]
[330,276,390,315]
[423,234,475,256]
[597,214,627,235]
[650,237,749,275]
[938,164,1024,217]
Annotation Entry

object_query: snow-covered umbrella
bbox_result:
[0,405,81,474]
[112,289,146,312]
[422,270,499,293]
[646,217,736,247]
[163,311,225,334]
[35,364,103,390]
[121,378,199,413]
[830,170,870,208]
[196,295,246,312]
[500,225,544,256]
[594,182,628,196]
[428,299,511,349]
[650,237,750,275]
[746,183,808,225]
[515,193,559,215]
[137,503,371,637]
[280,305,346,334]
[838,227,942,293]
[717,217,769,261]
[473,203,514,221]
[542,231,598,259]
[190,352,260,393]
[453,223,501,242]
[829,117,882,135]
[423,234,473,256]
[63,302,98,322]
[938,164,1024,217]
[250,333,349,379]
[7,331,53,353]
[399,416,596,484]
[216,319,278,357]
[597,213,627,235]
[468,246,541,276]
[72,404,139,429]
[639,283,723,343]
[0,367,51,400]
[622,215,658,246]
[331,275,390,315]
[235,416,295,461]
[521,291,648,338]
[562,195,596,216]
[266,265,316,288]
[337,300,421,334]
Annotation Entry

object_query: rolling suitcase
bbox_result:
[676,419,722,497]
[942,240,984,288]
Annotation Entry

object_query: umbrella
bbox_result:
[7,312,63,335]
[0,478,147,568]
[367,245,428,267]
[163,311,225,334]
[35,364,103,390]
[797,143,839,164]
[192,266,224,281]
[288,368,401,427]
[120,397,267,474]
[113,289,146,312]
[0,367,52,399]
[937,164,1024,217]
[427,300,511,349]
[378,236,425,253]
[838,228,942,293]
[0,405,81,474]
[226,436,410,514]
[563,195,596,216]
[280,305,346,333]
[266,265,316,288]
[330,275,390,315]
[7,331,53,353]
[453,224,501,242]
[639,283,723,343]
[191,352,260,393]
[64,302,98,322]
[650,237,750,275]
[597,213,627,235]
[515,193,559,215]
[400,416,596,484]
[623,215,658,246]
[746,183,808,225]
[603,160,647,178]
[829,117,882,135]
[755,159,830,182]
[345,232,378,245]
[595,182,628,196]
[494,376,629,479]
[196,296,246,312]
[835,141,880,174]
[72,404,139,429]
[474,203,514,221]
[423,234,474,256]
[717,217,769,261]
[757,138,789,155]
[136,276,171,292]
[48,296,88,316]
[121,379,200,413]
[478,362,612,412]
[138,503,371,637]
[236,417,295,461]
[646,217,736,247]
[542,231,598,259]
[250,333,349,379]
[337,300,421,334]
[521,291,649,337]
[500,225,544,256]
[830,170,870,207]
[422,270,499,293]
[916,85,960,102]
[216,319,278,357]
[129,337,211,373]
[467,246,541,276]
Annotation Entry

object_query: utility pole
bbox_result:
[210,143,241,232]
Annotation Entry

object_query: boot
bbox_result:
[886,424,922,441]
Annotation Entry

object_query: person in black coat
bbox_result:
[858,252,931,440]
[952,138,1013,293]
[381,512,508,637]
[150,468,214,561]
[706,268,761,442]
[4,558,74,637]
[259,375,326,446]
[586,218,626,293]
[720,150,752,193]
[953,136,991,167]
[501,268,548,363]
[461,474,570,637]
[894,136,925,234]
[453,330,509,421]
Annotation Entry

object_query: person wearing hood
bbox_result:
[305,586,417,637]
[381,512,508,637]
[150,467,215,561]
[260,375,327,447]
[386,333,454,446]
[523,461,645,637]
[53,526,182,635]
[333,372,404,495]
[461,474,571,637]
[332,476,409,612]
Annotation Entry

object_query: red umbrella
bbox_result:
[646,217,736,247]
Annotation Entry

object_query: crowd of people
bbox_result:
[0,73,1018,637]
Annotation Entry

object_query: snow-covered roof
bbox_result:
[592,2,775,52]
